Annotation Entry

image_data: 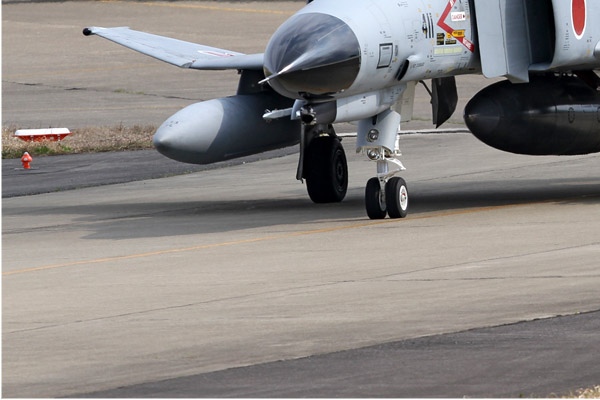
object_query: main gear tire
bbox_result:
[305,136,348,203]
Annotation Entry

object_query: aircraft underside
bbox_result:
[84,0,600,219]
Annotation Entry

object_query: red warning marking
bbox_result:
[572,0,586,39]
[198,51,235,58]
[437,0,474,52]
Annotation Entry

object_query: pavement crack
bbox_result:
[368,242,600,282]
[4,282,345,335]
[399,275,600,282]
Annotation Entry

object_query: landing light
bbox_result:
[367,149,381,160]
[367,129,380,142]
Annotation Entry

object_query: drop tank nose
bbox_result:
[153,101,222,164]
[153,94,299,165]
[464,95,502,138]
[464,76,600,155]
[263,13,361,99]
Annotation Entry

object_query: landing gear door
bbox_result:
[393,81,416,123]
[473,0,530,83]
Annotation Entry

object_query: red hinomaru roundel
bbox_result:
[572,0,586,39]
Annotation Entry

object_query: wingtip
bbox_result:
[82,26,132,37]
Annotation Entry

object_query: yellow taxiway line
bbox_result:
[3,201,555,277]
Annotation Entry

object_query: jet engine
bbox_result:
[464,74,600,155]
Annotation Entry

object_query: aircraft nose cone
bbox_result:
[264,13,361,99]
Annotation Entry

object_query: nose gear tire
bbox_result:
[385,177,408,218]
[365,177,387,219]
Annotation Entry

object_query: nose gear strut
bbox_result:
[358,108,409,219]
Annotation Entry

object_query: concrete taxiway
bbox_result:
[3,1,600,398]
[4,133,600,397]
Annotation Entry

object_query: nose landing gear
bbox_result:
[359,109,409,220]
[364,163,409,220]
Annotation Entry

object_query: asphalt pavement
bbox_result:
[73,311,600,398]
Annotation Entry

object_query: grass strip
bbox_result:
[2,124,156,159]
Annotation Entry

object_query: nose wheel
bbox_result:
[365,176,409,220]
[365,177,387,219]
[386,177,409,218]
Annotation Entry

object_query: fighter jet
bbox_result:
[84,0,600,219]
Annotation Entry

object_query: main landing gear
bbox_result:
[298,124,348,204]
[305,135,348,203]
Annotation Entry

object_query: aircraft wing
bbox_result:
[83,26,264,70]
